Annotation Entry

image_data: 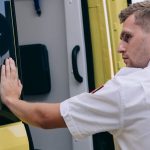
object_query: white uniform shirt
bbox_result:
[60,64,150,150]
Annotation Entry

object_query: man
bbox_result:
[1,1,150,149]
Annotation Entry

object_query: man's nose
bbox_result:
[117,41,126,53]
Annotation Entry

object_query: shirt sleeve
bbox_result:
[60,78,123,139]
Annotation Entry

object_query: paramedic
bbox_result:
[1,1,150,150]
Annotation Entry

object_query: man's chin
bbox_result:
[125,63,134,68]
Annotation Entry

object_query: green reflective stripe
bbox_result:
[106,0,127,73]
[88,0,112,88]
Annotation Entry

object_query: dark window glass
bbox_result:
[0,0,20,125]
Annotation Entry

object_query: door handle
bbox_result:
[71,45,83,83]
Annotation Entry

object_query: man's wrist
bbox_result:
[3,97,19,106]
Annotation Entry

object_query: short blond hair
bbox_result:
[119,0,150,32]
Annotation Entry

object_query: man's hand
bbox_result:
[0,58,66,129]
[0,58,22,104]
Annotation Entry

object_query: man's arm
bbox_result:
[0,58,66,129]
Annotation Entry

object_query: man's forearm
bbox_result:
[0,58,67,129]
[5,99,67,129]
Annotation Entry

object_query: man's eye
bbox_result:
[122,34,132,43]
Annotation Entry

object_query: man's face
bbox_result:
[118,14,150,68]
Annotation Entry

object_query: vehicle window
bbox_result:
[0,0,20,125]
[0,104,19,125]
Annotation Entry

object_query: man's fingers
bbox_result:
[1,65,6,81]
[2,58,18,80]
[5,58,11,78]
[9,58,18,80]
